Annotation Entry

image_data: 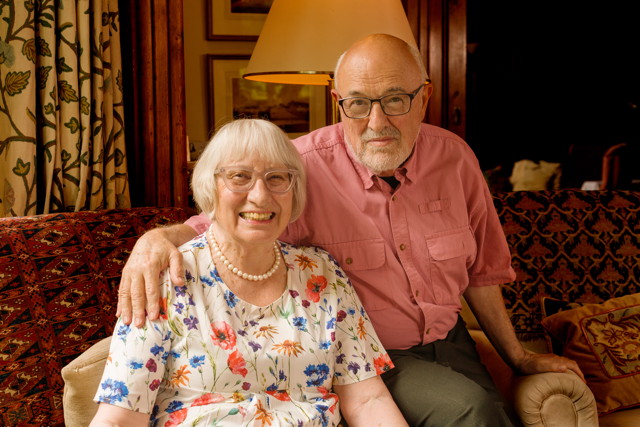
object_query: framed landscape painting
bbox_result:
[207,55,327,139]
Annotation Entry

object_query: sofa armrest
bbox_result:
[513,372,598,427]
[467,329,598,426]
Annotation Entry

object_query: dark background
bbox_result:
[466,1,640,187]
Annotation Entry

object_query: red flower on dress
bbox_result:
[373,353,394,375]
[164,408,187,427]
[305,274,328,302]
[228,349,248,377]
[317,386,339,414]
[266,390,291,401]
[210,321,237,349]
[192,392,225,407]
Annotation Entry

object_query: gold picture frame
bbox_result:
[207,0,273,40]
[207,55,328,139]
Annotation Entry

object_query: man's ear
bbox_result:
[420,83,434,116]
[330,89,340,103]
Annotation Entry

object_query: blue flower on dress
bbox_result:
[173,301,185,314]
[175,285,187,297]
[184,315,199,330]
[336,353,345,364]
[116,324,131,341]
[224,290,238,308]
[304,363,330,386]
[365,362,372,372]
[150,344,164,356]
[348,307,356,315]
[279,370,287,381]
[347,362,360,374]
[325,317,336,329]
[200,273,214,287]
[189,355,205,368]
[166,400,184,413]
[99,378,129,403]
[248,341,262,352]
[185,269,194,281]
[168,350,180,360]
[319,340,331,350]
[292,316,307,330]
[128,359,143,370]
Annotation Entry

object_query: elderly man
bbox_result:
[117,34,583,426]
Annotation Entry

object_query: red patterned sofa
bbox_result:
[0,207,189,426]
[462,189,640,426]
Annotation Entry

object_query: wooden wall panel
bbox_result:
[120,0,188,208]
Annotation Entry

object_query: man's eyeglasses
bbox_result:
[216,167,298,194]
[337,85,425,119]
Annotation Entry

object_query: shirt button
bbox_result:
[415,290,420,297]
[345,257,353,265]
[399,244,406,251]
[391,195,396,201]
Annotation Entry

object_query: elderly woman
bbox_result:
[90,119,407,427]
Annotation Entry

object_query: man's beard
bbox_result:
[351,128,411,175]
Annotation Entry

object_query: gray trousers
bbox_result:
[380,317,516,427]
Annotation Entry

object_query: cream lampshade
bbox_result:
[243,0,417,85]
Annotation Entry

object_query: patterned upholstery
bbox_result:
[492,190,640,342]
[0,207,189,426]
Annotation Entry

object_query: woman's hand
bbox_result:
[116,224,196,326]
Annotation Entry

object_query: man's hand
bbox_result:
[514,351,586,382]
[116,224,197,326]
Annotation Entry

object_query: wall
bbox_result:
[183,0,255,156]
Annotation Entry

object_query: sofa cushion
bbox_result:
[541,293,640,415]
[0,207,188,426]
[61,337,111,426]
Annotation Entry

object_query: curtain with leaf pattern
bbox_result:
[0,0,130,217]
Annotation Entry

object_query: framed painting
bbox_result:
[207,55,328,139]
[207,0,273,40]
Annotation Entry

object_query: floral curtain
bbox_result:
[0,0,130,217]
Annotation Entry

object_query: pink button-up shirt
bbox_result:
[187,123,515,350]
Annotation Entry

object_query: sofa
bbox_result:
[0,207,189,426]
[461,189,640,426]
[2,191,639,426]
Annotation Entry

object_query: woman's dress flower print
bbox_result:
[306,275,328,302]
[210,321,237,349]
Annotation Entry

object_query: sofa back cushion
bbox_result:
[492,190,640,343]
[0,207,189,426]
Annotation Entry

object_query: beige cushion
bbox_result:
[509,159,562,190]
[61,336,112,427]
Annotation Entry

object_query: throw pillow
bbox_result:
[540,297,583,355]
[540,293,640,415]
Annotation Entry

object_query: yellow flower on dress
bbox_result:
[357,316,367,340]
[232,392,246,402]
[273,340,304,357]
[255,400,274,426]
[255,325,278,339]
[295,254,318,270]
[170,364,191,387]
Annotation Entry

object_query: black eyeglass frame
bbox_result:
[337,84,426,119]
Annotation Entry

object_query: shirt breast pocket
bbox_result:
[425,228,477,301]
[321,239,388,310]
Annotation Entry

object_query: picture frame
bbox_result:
[207,0,273,40]
[207,54,328,140]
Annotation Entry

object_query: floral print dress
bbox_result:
[94,235,393,426]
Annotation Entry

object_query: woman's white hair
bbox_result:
[191,119,307,222]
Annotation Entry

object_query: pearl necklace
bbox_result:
[207,228,281,281]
